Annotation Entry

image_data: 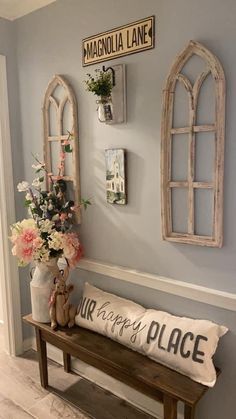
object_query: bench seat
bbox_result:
[23,314,219,419]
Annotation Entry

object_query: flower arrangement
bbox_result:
[85,69,113,98]
[10,135,90,269]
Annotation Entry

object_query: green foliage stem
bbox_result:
[85,69,113,97]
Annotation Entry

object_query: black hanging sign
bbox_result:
[82,16,155,66]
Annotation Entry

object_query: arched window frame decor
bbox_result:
[42,74,81,223]
[161,40,225,247]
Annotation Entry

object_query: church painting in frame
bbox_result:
[105,149,127,205]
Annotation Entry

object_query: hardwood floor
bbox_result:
[0,326,154,419]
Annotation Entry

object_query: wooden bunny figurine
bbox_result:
[49,265,77,330]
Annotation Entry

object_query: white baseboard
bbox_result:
[24,337,185,419]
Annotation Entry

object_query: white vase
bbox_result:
[30,258,58,323]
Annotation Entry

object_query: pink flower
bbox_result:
[68,245,83,268]
[12,241,34,264]
[62,233,83,268]
[21,246,34,262]
[33,237,43,249]
[10,221,39,265]
[21,228,38,245]
[60,152,65,160]
[62,140,70,146]
[60,213,68,221]
[10,234,18,245]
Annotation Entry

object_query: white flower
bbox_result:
[17,181,29,192]
[32,163,44,170]
[20,219,36,229]
[32,178,42,189]
[40,204,47,212]
[25,192,33,201]
[39,219,54,233]
[34,244,50,263]
[48,231,63,251]
[39,252,50,263]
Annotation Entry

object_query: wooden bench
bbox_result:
[23,314,217,419]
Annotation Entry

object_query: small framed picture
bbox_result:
[105,149,127,205]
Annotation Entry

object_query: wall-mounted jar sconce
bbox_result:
[85,64,126,125]
[96,66,116,123]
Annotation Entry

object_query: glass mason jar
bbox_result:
[96,96,113,123]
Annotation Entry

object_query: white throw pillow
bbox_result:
[75,282,147,350]
[141,309,227,387]
[75,283,228,387]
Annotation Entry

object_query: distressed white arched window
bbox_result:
[42,74,81,222]
[161,41,225,247]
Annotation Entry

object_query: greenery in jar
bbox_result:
[84,69,113,97]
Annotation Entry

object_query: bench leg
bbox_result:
[163,394,178,419]
[63,352,71,373]
[35,328,48,388]
[184,404,195,419]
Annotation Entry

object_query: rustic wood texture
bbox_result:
[35,328,48,389]
[24,314,215,418]
[161,40,225,247]
[42,74,81,223]
[184,404,196,419]
[163,394,177,419]
[63,352,71,373]
[0,326,153,419]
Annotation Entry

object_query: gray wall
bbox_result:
[0,17,24,323]
[15,0,236,292]
[12,0,236,418]
[0,17,24,214]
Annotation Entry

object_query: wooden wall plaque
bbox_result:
[82,16,155,66]
[161,41,226,247]
[42,74,81,223]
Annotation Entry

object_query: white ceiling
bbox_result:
[0,0,56,21]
